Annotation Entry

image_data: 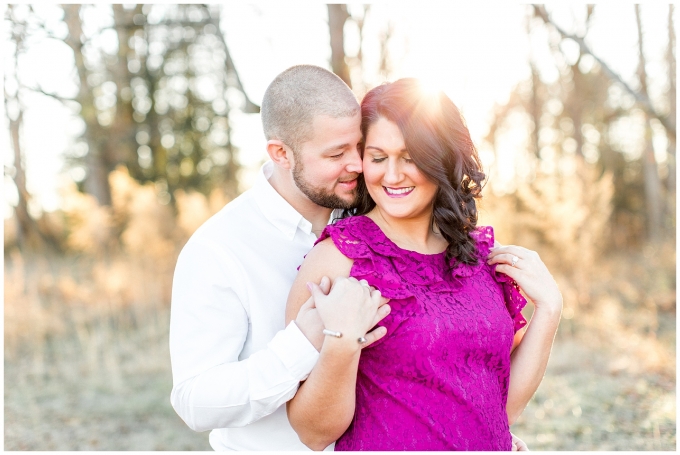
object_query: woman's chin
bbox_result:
[376,204,428,221]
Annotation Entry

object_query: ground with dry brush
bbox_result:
[4,170,675,450]
[4,249,674,450]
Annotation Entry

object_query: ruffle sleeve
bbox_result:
[471,226,528,334]
[316,217,425,345]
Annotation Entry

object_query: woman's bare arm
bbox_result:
[487,245,562,425]
[285,238,389,450]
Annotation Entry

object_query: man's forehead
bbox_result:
[311,112,361,127]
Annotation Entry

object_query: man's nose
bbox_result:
[345,147,363,174]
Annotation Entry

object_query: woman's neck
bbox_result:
[366,207,447,255]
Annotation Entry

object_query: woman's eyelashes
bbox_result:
[370,156,413,163]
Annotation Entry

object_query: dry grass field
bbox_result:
[5,246,674,451]
[4,171,676,450]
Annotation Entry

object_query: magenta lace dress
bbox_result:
[316,215,527,451]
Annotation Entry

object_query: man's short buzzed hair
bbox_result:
[261,65,360,151]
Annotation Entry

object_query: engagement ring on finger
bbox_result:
[511,255,519,267]
[357,336,367,344]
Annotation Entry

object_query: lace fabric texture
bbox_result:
[316,215,527,451]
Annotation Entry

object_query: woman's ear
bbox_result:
[266,140,293,170]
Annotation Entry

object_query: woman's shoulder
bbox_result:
[317,215,374,247]
[470,225,495,256]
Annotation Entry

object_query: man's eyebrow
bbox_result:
[322,143,351,153]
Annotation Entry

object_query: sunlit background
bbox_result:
[3,3,676,450]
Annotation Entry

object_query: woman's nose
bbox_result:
[383,160,402,184]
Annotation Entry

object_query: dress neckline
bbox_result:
[357,215,448,259]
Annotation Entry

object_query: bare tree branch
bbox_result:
[203,5,260,113]
[533,5,676,137]
[23,84,76,102]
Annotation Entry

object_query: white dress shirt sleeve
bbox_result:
[169,238,319,432]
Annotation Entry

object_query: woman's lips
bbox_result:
[383,186,415,198]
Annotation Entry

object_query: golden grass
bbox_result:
[4,165,675,449]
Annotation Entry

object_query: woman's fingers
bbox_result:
[369,302,391,329]
[488,245,525,260]
[495,263,522,281]
[487,253,525,269]
[361,326,388,348]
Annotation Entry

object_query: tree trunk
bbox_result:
[5,6,52,251]
[62,4,112,206]
[636,5,663,242]
[327,4,351,88]
[666,4,676,193]
[110,5,140,167]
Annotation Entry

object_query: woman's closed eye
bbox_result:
[371,157,387,163]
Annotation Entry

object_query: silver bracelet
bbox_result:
[322,329,342,338]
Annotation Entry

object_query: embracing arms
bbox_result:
[487,245,563,425]
[284,239,390,450]
[169,239,323,431]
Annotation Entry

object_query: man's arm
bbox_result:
[169,239,320,432]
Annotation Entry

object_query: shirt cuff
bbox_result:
[268,321,320,381]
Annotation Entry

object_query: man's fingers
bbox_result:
[318,276,331,294]
[511,433,529,451]
[298,293,316,313]
[360,326,387,348]
[307,281,327,303]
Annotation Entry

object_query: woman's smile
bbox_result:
[383,186,415,197]
[363,117,438,219]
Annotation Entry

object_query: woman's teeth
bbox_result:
[384,186,414,195]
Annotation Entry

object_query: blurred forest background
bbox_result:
[3,3,676,450]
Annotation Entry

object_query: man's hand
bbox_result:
[294,276,331,352]
[309,276,390,351]
[511,433,529,451]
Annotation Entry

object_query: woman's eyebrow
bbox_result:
[365,145,409,153]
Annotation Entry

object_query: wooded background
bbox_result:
[3,4,676,450]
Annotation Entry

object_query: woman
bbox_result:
[285,79,562,450]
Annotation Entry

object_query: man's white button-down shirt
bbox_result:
[170,161,328,451]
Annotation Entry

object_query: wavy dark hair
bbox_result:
[341,78,486,266]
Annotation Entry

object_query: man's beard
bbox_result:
[292,157,357,210]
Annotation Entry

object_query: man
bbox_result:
[169,65,382,451]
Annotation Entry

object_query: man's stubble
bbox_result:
[291,150,358,210]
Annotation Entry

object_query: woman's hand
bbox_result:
[308,276,390,352]
[487,245,562,315]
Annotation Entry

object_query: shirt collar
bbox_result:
[253,161,314,240]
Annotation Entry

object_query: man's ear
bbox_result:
[266,140,293,170]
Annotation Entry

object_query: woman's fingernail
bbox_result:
[306,282,312,292]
